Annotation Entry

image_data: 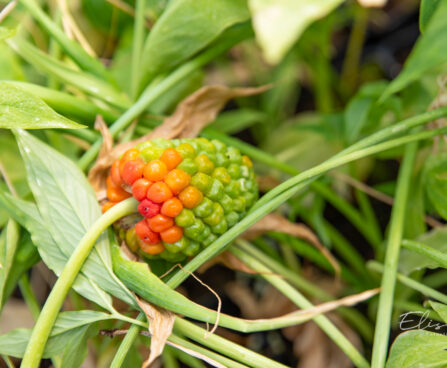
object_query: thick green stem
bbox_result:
[371,141,418,368]
[230,245,370,368]
[131,0,146,99]
[21,198,138,368]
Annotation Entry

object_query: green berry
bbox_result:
[175,209,195,227]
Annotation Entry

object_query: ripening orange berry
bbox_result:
[148,214,174,232]
[164,169,190,194]
[106,177,131,202]
[139,241,165,255]
[135,219,161,244]
[102,201,117,213]
[160,226,183,243]
[147,182,173,203]
[178,186,203,209]
[122,160,145,186]
[132,178,152,201]
[110,161,123,186]
[143,160,168,181]
[160,148,182,170]
[119,148,140,174]
[161,197,183,217]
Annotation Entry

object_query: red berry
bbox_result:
[122,160,145,186]
[132,178,152,201]
[135,219,161,244]
[138,199,161,218]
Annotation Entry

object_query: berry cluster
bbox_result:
[103,137,258,262]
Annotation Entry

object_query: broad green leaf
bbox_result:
[420,0,441,33]
[0,190,114,311]
[399,227,447,274]
[0,27,16,42]
[0,220,19,307]
[60,324,98,368]
[249,0,344,64]
[423,153,447,220]
[14,130,137,308]
[0,82,85,130]
[140,0,250,86]
[381,0,447,100]
[386,330,447,368]
[0,310,111,358]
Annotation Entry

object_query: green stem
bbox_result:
[169,127,446,288]
[367,261,447,305]
[78,26,250,170]
[371,141,418,368]
[230,245,370,368]
[21,198,138,368]
[131,0,146,99]
[1,355,15,368]
[237,239,374,343]
[18,274,40,320]
[110,313,146,368]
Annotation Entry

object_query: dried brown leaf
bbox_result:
[242,213,341,277]
[88,84,269,197]
[136,297,175,368]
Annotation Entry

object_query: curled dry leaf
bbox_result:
[242,213,341,277]
[88,84,270,196]
[136,297,175,368]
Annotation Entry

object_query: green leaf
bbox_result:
[60,324,99,368]
[249,0,344,64]
[0,220,19,307]
[423,153,447,220]
[0,27,16,42]
[420,0,441,33]
[0,310,111,359]
[140,0,250,86]
[14,130,137,308]
[386,330,447,368]
[399,227,447,274]
[381,0,447,100]
[0,82,85,130]
[429,301,447,323]
[0,190,115,311]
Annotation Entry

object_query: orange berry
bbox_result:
[110,161,123,186]
[102,201,116,213]
[164,169,191,194]
[122,160,145,186]
[161,197,183,217]
[119,148,140,174]
[160,148,182,170]
[106,177,131,202]
[147,182,173,203]
[178,186,203,209]
[135,219,160,244]
[139,241,165,255]
[160,226,183,243]
[143,160,168,181]
[148,214,174,232]
[132,178,152,201]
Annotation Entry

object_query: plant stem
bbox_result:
[168,127,446,288]
[230,245,370,368]
[237,239,374,342]
[18,274,40,320]
[368,261,447,305]
[371,141,418,368]
[131,0,146,99]
[21,198,138,368]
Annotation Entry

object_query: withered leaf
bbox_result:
[88,84,270,196]
[136,297,175,368]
